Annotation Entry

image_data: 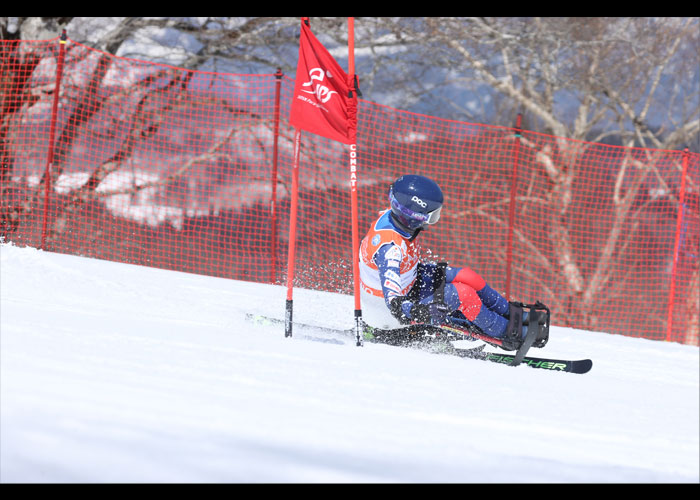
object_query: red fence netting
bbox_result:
[1,36,698,345]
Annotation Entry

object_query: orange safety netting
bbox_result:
[2,36,698,345]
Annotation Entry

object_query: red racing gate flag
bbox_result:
[289,18,354,144]
[285,18,361,342]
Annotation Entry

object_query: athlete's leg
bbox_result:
[414,263,511,338]
[446,265,509,316]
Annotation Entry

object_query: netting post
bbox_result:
[666,148,690,342]
[270,68,283,283]
[505,113,522,301]
[40,29,67,249]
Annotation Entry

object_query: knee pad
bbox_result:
[448,266,486,291]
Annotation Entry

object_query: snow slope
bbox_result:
[1,243,698,483]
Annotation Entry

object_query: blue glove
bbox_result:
[389,297,413,325]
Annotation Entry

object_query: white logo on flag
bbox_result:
[301,68,338,103]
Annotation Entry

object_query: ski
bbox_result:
[245,313,592,374]
[477,351,592,374]
[245,313,353,338]
[366,323,593,374]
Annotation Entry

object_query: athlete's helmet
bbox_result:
[388,174,444,232]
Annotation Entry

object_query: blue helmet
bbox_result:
[388,174,443,232]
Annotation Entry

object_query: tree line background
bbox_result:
[3,17,696,149]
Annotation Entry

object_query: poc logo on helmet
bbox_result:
[411,195,427,208]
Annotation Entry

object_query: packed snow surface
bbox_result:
[1,243,698,483]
